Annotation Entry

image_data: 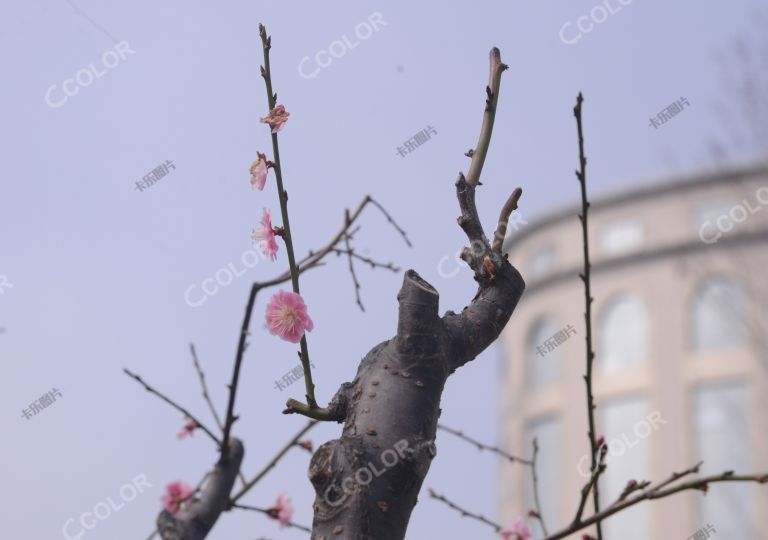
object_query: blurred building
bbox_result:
[498,163,768,539]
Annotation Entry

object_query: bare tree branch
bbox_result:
[573,92,604,540]
[190,343,224,432]
[546,464,768,540]
[229,420,317,505]
[232,504,311,533]
[428,489,502,532]
[122,368,221,447]
[437,423,532,465]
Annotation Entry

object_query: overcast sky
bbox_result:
[1,1,764,539]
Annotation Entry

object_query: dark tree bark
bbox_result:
[156,439,244,540]
[307,174,525,539]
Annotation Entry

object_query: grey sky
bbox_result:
[0,1,763,538]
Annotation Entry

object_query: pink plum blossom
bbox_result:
[500,518,531,540]
[161,481,193,516]
[252,208,279,261]
[265,290,314,343]
[266,493,294,527]
[177,418,197,439]
[250,151,269,190]
[260,104,290,133]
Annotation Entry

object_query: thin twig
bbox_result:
[428,489,502,532]
[343,210,365,311]
[190,343,224,432]
[230,420,318,504]
[545,464,768,540]
[573,92,603,540]
[330,248,400,272]
[232,504,311,533]
[465,48,508,187]
[437,423,532,465]
[122,368,221,447]
[366,197,412,247]
[530,438,548,536]
[492,187,523,253]
[572,443,606,526]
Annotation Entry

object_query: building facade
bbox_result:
[499,163,768,539]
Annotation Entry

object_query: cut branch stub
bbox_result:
[307,255,523,538]
[156,438,244,540]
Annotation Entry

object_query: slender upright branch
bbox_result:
[123,368,221,447]
[530,438,548,537]
[572,442,607,526]
[221,282,262,457]
[573,92,603,540]
[466,48,508,187]
[258,24,320,414]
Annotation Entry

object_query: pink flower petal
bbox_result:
[265,290,314,343]
[161,481,193,516]
[260,104,290,133]
[251,208,279,261]
[250,152,269,190]
[500,518,531,540]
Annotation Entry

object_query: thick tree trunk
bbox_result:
[307,176,525,539]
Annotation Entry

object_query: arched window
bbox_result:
[692,277,746,352]
[600,398,650,539]
[526,318,560,388]
[694,383,754,536]
[599,295,647,372]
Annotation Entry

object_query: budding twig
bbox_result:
[573,92,604,540]
[466,47,508,188]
